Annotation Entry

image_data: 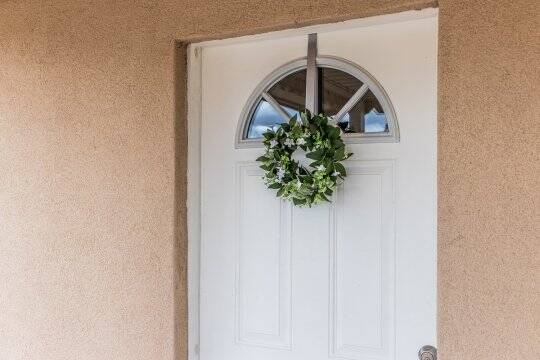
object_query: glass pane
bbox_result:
[337,90,388,134]
[268,70,306,112]
[247,99,287,139]
[246,70,306,139]
[319,67,363,115]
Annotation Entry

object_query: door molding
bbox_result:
[187,44,203,360]
[329,160,396,360]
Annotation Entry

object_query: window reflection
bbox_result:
[247,100,299,139]
[337,90,388,133]
[320,67,363,115]
[268,70,306,112]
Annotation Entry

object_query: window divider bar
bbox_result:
[305,33,318,114]
[334,84,369,121]
[261,92,291,122]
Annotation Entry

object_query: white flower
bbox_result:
[328,116,338,126]
[316,165,326,172]
[269,140,278,148]
[276,167,285,181]
[332,171,340,177]
[284,138,294,147]
[296,138,306,146]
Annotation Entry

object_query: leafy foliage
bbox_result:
[256,111,352,207]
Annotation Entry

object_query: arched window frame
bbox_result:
[235,55,400,149]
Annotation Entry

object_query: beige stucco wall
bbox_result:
[438,2,539,358]
[0,1,537,359]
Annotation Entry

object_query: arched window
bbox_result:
[236,52,399,148]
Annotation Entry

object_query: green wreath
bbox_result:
[256,111,352,207]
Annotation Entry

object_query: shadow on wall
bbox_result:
[173,41,189,360]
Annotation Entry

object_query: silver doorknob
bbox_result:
[418,345,437,360]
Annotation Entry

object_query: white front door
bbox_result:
[191,10,437,360]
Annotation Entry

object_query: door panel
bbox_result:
[197,13,437,360]
[330,161,395,360]
[235,164,292,349]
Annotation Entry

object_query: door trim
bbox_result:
[187,44,203,360]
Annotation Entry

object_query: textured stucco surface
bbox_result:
[0,1,537,360]
[437,2,539,359]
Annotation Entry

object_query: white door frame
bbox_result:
[185,8,438,360]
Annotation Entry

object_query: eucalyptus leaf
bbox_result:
[334,163,347,177]
[318,193,330,202]
[259,164,274,171]
[289,114,298,126]
[334,147,345,161]
[306,148,324,160]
